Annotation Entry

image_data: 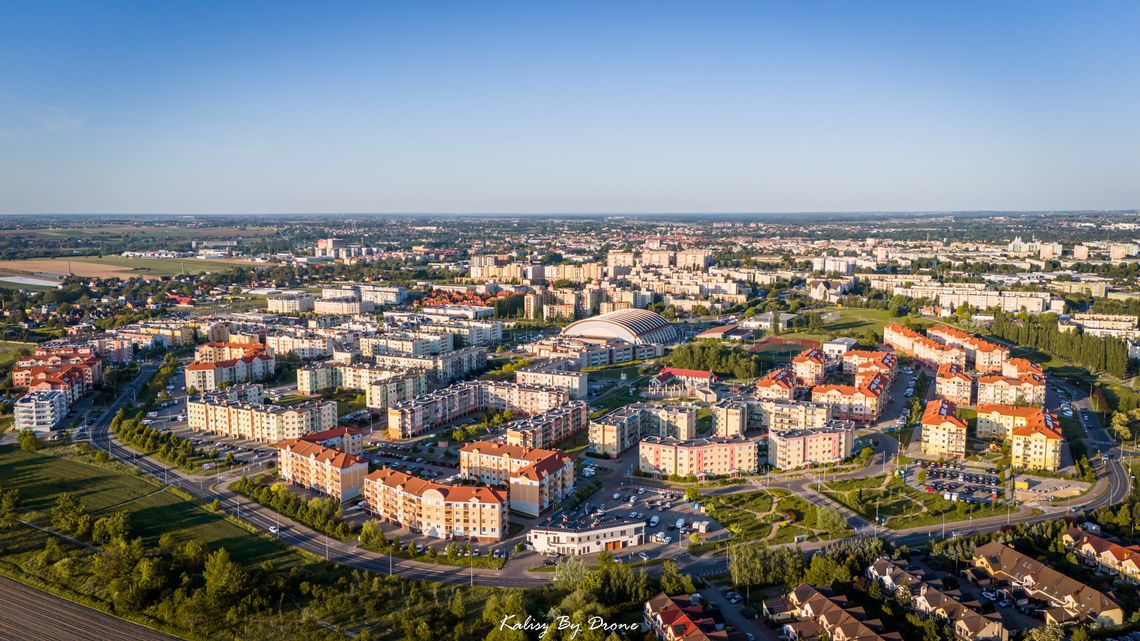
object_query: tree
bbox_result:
[684,486,700,502]
[660,560,696,594]
[815,506,847,533]
[867,578,882,601]
[17,430,39,452]
[52,492,90,536]
[1022,626,1064,641]
[0,488,21,518]
[448,589,466,621]
[553,556,588,590]
[203,548,250,609]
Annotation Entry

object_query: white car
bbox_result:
[613,492,621,500]
[638,552,650,561]
[269,526,279,535]
[637,488,646,494]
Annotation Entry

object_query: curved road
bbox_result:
[89,368,1134,588]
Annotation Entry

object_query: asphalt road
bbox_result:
[0,576,180,641]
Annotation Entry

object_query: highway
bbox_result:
[87,367,1135,588]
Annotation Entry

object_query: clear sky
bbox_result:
[2,1,1139,215]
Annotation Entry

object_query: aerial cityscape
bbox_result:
[3,3,1140,641]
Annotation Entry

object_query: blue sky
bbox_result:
[1,1,1139,214]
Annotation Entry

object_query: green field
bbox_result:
[68,255,257,276]
[0,340,35,364]
[783,307,948,344]
[0,444,297,567]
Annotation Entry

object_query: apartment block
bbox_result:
[458,442,574,517]
[935,362,974,406]
[188,393,337,443]
[372,345,487,382]
[975,404,1059,440]
[638,436,758,478]
[514,359,589,399]
[811,373,888,424]
[266,293,315,313]
[587,402,698,457]
[927,326,1008,372]
[504,401,589,449]
[276,439,369,502]
[791,348,827,386]
[186,352,275,392]
[884,324,966,369]
[920,399,967,458]
[299,426,365,455]
[767,421,856,470]
[363,468,507,542]
[976,374,1046,406]
[755,368,797,401]
[386,380,571,439]
[13,390,67,434]
[265,333,335,359]
[1011,422,1064,471]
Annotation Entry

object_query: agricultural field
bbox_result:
[0,255,258,279]
[0,225,278,240]
[0,443,297,568]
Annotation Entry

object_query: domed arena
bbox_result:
[561,308,677,345]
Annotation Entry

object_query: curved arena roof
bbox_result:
[561,308,677,345]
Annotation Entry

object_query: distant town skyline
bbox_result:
[2,1,1139,214]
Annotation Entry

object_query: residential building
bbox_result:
[185,352,275,392]
[767,421,856,470]
[362,468,507,542]
[1011,421,1064,471]
[299,426,365,455]
[13,390,67,434]
[811,373,888,424]
[927,326,1009,373]
[1062,527,1140,584]
[458,441,574,517]
[638,436,758,478]
[588,403,698,457]
[276,439,369,502]
[976,374,1046,406]
[778,584,899,641]
[884,324,966,369]
[504,401,589,449]
[514,359,589,398]
[936,363,974,406]
[867,558,1007,641]
[645,593,747,641]
[792,349,827,386]
[972,542,1123,626]
[975,405,1059,440]
[756,368,797,401]
[920,399,967,458]
[187,392,337,443]
[386,380,571,439]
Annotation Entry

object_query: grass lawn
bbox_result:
[0,443,297,568]
[0,339,34,364]
[696,488,851,553]
[784,307,950,344]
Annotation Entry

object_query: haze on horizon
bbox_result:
[2,0,1139,216]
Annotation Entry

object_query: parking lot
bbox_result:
[915,461,1006,504]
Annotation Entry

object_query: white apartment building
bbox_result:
[14,390,68,434]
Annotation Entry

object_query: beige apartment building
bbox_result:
[976,375,1046,406]
[362,468,508,542]
[975,404,1060,440]
[936,362,974,406]
[920,399,967,458]
[927,326,1008,373]
[588,403,697,457]
[884,324,967,369]
[811,373,888,424]
[514,359,589,398]
[504,401,589,449]
[1011,423,1064,471]
[791,349,827,386]
[638,436,758,478]
[188,393,337,443]
[767,422,855,470]
[755,368,797,401]
[276,439,369,502]
[386,380,571,439]
[458,441,574,517]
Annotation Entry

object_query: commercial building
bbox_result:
[638,436,758,478]
[276,439,369,502]
[529,515,646,556]
[561,308,678,345]
[13,390,67,434]
[528,336,664,368]
[458,442,574,517]
[588,403,697,457]
[920,399,967,458]
[362,468,508,542]
[767,421,856,470]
